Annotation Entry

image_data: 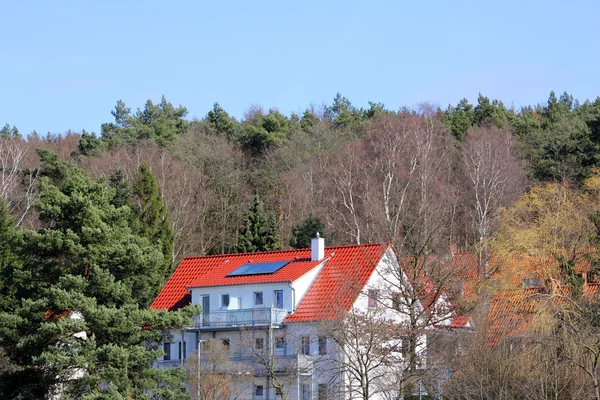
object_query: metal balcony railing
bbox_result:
[193,307,288,329]
[156,354,301,376]
[155,359,185,369]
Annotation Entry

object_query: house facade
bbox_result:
[151,237,426,399]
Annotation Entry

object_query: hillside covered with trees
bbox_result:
[3,91,600,398]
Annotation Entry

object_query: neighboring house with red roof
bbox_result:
[150,235,433,399]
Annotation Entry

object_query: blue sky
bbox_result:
[1,0,599,135]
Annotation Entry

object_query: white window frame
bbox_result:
[254,291,263,306]
[255,385,264,396]
[368,289,379,308]
[276,336,286,349]
[318,336,327,355]
[274,290,284,309]
[301,335,310,355]
[221,293,230,308]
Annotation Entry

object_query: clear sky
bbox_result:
[1,0,599,135]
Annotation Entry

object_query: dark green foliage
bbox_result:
[205,102,239,138]
[300,109,320,131]
[0,150,194,398]
[473,94,510,127]
[520,91,593,182]
[238,109,289,156]
[100,100,136,148]
[132,163,174,279]
[100,97,189,148]
[78,130,107,156]
[0,199,21,312]
[236,196,280,253]
[289,213,326,249]
[324,92,364,129]
[364,101,388,120]
[442,98,475,141]
[0,124,20,139]
[109,168,130,209]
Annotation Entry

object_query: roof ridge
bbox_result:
[181,243,391,260]
[181,248,306,260]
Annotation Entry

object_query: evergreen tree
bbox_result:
[238,109,289,156]
[0,150,195,399]
[109,168,130,209]
[0,199,21,312]
[300,109,320,131]
[442,98,475,141]
[0,124,20,139]
[265,213,281,251]
[132,163,174,279]
[289,213,326,249]
[324,92,364,130]
[236,196,280,253]
[100,97,189,148]
[519,91,593,182]
[205,102,239,138]
[78,130,107,156]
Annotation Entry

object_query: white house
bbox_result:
[151,236,430,399]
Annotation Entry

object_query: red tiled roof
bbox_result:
[150,244,390,314]
[151,248,315,311]
[186,257,324,289]
[285,243,389,322]
[450,314,472,328]
[481,288,545,346]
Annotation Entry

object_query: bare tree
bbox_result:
[0,136,39,225]
[324,141,376,245]
[318,305,412,400]
[186,338,253,400]
[461,127,524,282]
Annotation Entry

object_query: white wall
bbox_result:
[189,261,325,314]
[191,282,292,312]
[291,261,326,310]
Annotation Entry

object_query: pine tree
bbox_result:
[236,196,280,253]
[0,199,21,312]
[289,213,326,249]
[0,150,194,399]
[132,163,174,279]
[109,168,130,209]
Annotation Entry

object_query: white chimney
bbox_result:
[311,232,325,261]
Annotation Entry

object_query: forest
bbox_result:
[2,91,600,398]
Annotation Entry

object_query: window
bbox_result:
[274,290,284,308]
[221,294,230,308]
[301,335,310,355]
[254,291,263,306]
[276,336,286,349]
[222,338,230,350]
[255,385,264,396]
[318,384,329,400]
[392,291,402,311]
[302,383,311,400]
[368,289,379,308]
[163,342,171,361]
[178,341,186,360]
[256,337,264,350]
[318,336,327,355]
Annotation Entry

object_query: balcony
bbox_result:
[156,355,302,376]
[155,359,185,369]
[193,307,288,330]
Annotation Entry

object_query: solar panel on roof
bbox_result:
[226,261,291,277]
